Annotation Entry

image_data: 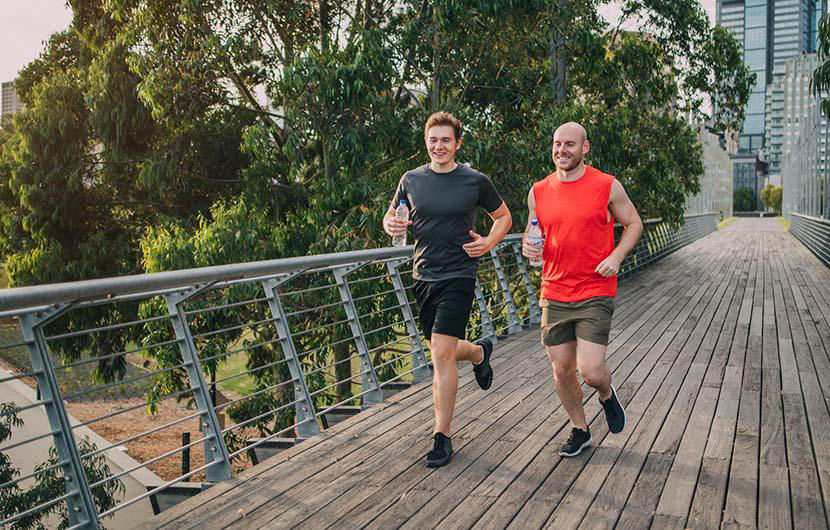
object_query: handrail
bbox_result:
[0,213,716,529]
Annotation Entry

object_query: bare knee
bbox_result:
[579,363,607,388]
[552,361,577,385]
[431,346,456,368]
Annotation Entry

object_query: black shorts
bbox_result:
[413,277,476,341]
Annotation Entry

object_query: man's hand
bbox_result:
[522,233,543,261]
[383,212,412,237]
[595,252,623,277]
[462,230,491,257]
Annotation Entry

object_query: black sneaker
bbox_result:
[473,339,494,390]
[601,385,626,434]
[426,432,453,467]
[559,427,592,457]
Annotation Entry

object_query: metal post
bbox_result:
[512,241,541,325]
[164,287,232,483]
[489,245,522,334]
[333,266,384,406]
[20,305,100,530]
[261,276,321,438]
[474,280,496,343]
[386,259,430,382]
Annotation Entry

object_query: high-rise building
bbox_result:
[765,53,824,184]
[1,80,24,125]
[716,0,825,208]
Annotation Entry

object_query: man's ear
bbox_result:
[583,140,590,155]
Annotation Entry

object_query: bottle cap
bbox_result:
[531,219,538,225]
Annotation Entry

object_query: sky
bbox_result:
[0,1,718,84]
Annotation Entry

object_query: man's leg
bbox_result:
[576,336,625,433]
[546,341,588,430]
[575,338,612,401]
[428,334,484,435]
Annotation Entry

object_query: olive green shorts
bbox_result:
[540,296,615,346]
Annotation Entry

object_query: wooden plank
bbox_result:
[507,238,739,529]
[203,339,549,529]
[342,251,732,523]
[545,237,748,529]
[151,334,537,530]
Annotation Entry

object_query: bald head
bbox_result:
[554,122,587,143]
[552,121,590,173]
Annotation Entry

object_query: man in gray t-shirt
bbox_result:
[383,112,512,467]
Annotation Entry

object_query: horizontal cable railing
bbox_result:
[790,213,830,268]
[0,213,715,529]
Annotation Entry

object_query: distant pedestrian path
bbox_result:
[138,217,830,529]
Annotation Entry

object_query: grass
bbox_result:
[777,216,791,230]
[717,216,736,230]
[215,352,257,395]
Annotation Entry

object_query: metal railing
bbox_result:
[791,213,830,268]
[0,213,716,529]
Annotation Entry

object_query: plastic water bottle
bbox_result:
[392,200,409,247]
[527,219,544,267]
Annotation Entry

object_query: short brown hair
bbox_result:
[424,112,462,141]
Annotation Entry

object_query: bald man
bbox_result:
[522,122,643,457]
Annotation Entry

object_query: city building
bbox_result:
[1,80,24,125]
[780,71,830,218]
[765,52,825,185]
[717,0,825,208]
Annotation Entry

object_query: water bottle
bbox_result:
[392,200,409,247]
[527,219,544,267]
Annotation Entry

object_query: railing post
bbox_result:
[19,305,101,530]
[512,241,541,325]
[333,265,384,406]
[474,280,497,343]
[386,259,430,383]
[261,276,321,438]
[164,287,232,483]
[490,245,522,334]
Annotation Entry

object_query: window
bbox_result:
[745,27,766,48]
[745,6,766,26]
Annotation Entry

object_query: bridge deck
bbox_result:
[139,218,830,529]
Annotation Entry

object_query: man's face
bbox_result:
[425,125,460,166]
[552,128,587,171]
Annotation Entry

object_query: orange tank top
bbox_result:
[532,166,617,302]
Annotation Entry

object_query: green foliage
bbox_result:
[0,0,755,436]
[760,184,782,214]
[813,14,830,118]
[733,187,756,212]
[0,403,125,529]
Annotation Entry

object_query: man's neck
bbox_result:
[556,163,587,182]
[430,161,458,173]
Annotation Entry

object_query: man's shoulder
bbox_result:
[587,165,616,182]
[404,164,430,179]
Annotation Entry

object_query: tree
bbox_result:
[0,402,125,529]
[813,13,830,118]
[0,0,755,436]
[734,187,756,212]
[760,184,782,214]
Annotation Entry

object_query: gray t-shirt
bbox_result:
[391,164,503,281]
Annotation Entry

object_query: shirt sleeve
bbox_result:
[389,174,408,210]
[478,174,503,213]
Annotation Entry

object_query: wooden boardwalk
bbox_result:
[139,218,830,529]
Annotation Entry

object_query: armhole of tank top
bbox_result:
[604,175,614,225]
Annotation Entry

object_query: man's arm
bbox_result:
[595,179,643,277]
[521,187,542,260]
[462,201,512,257]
